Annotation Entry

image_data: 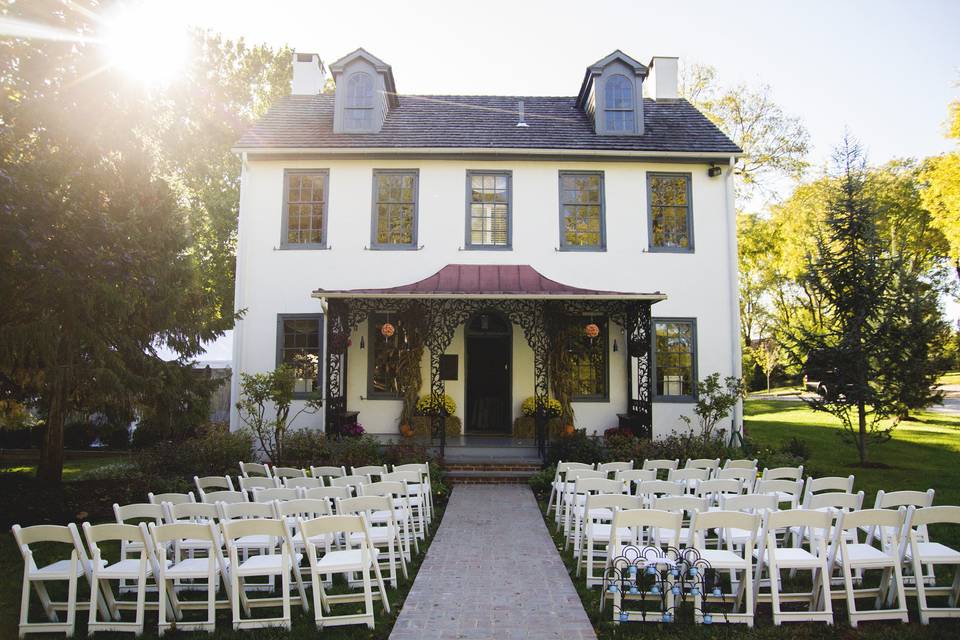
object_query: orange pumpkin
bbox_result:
[584,323,600,339]
[381,322,396,338]
[400,424,414,437]
[564,424,576,436]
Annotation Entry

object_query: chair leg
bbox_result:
[770,565,782,625]
[842,559,858,628]
[372,559,390,614]
[158,573,168,636]
[281,554,291,630]
[362,564,374,629]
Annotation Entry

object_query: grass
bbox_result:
[0,450,128,479]
[532,398,960,639]
[0,458,445,639]
[936,371,960,386]
[747,384,805,397]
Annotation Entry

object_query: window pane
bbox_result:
[467,173,510,247]
[280,317,321,393]
[605,75,633,109]
[373,172,417,246]
[648,174,691,249]
[571,317,607,399]
[370,315,404,397]
[655,320,695,397]
[285,172,327,245]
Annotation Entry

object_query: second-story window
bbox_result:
[372,170,418,248]
[283,170,328,247]
[345,72,374,130]
[466,171,511,249]
[648,173,694,251]
[559,171,605,250]
[604,74,634,133]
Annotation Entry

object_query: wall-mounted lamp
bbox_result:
[707,165,722,178]
[359,336,365,350]
[612,339,619,353]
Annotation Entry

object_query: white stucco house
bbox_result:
[230,48,743,456]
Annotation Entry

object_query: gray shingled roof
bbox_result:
[235,94,741,154]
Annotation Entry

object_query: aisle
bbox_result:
[390,484,596,640]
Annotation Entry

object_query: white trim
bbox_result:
[724,155,743,433]
[311,291,667,301]
[232,146,744,159]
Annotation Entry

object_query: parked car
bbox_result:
[803,350,852,401]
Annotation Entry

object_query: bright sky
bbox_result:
[152,0,960,169]
[130,0,959,358]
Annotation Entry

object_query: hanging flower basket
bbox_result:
[381,322,396,338]
[584,323,600,339]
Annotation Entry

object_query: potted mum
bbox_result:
[410,393,462,437]
[513,397,564,438]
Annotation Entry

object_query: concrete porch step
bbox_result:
[443,461,542,484]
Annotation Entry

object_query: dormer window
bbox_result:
[604,74,634,133]
[345,72,374,130]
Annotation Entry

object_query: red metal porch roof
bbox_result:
[312,264,665,300]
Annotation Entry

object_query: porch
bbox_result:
[314,264,665,460]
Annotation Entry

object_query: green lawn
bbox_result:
[937,371,960,386]
[747,384,805,397]
[0,451,128,479]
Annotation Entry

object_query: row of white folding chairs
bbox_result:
[593,503,960,627]
[13,504,400,637]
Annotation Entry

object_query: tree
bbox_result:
[681,63,810,202]
[921,96,960,280]
[0,1,233,482]
[787,137,950,464]
[678,372,745,439]
[750,339,781,393]
[235,366,321,464]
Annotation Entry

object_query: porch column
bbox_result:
[625,301,653,438]
[324,299,349,436]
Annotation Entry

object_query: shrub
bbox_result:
[779,436,812,462]
[528,465,555,496]
[280,429,331,468]
[135,428,253,479]
[546,430,605,466]
[381,442,432,467]
[415,394,456,416]
[341,422,366,438]
[520,397,562,418]
[63,420,96,449]
[644,431,741,463]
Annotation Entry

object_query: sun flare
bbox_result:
[103,2,188,86]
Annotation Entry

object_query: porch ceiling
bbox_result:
[312,264,667,301]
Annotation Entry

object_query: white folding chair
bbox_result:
[252,487,299,503]
[12,523,88,637]
[239,461,272,479]
[303,486,352,511]
[715,467,757,493]
[547,461,594,521]
[690,510,761,626]
[694,478,743,507]
[337,495,407,588]
[285,477,324,491]
[193,475,235,501]
[148,522,226,634]
[600,509,682,620]
[272,466,306,480]
[754,509,834,625]
[761,465,804,481]
[381,471,428,541]
[162,502,222,561]
[635,479,685,508]
[201,490,247,505]
[753,478,805,509]
[667,467,709,493]
[239,476,279,497]
[392,462,434,524]
[803,475,855,504]
[330,475,370,496]
[866,490,935,581]
[830,508,909,627]
[310,465,347,482]
[148,492,195,506]
[220,518,302,631]
[351,465,387,482]
[568,477,627,553]
[723,458,758,470]
[361,480,419,559]
[906,505,960,623]
[274,499,333,554]
[578,493,644,586]
[685,458,721,474]
[795,491,865,566]
[83,522,163,635]
[597,461,634,478]
[299,514,391,629]
[113,502,166,594]
[653,495,709,547]
[641,458,679,479]
[559,469,607,532]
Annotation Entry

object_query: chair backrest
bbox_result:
[330,475,370,490]
[557,461,594,473]
[12,524,81,571]
[715,466,757,491]
[392,462,429,475]
[761,465,804,481]
[201,490,248,505]
[218,500,275,521]
[337,495,394,523]
[83,522,148,560]
[873,488,935,510]
[166,501,220,524]
[724,458,759,469]
[720,493,778,513]
[194,475,235,496]
[310,465,347,479]
[298,515,369,553]
[839,507,907,547]
[239,476,279,492]
[361,480,406,499]
[654,495,710,516]
[239,461,272,478]
[274,498,332,520]
[381,470,420,485]
[284,477,323,490]
[641,458,679,472]
[272,466,306,479]
[114,502,165,526]
[252,487,299,503]
[636,479,685,500]
[684,457,721,471]
[804,490,864,512]
[764,508,834,542]
[148,521,216,547]
[753,478,805,504]
[351,465,387,480]
[220,518,287,545]
[597,461,634,476]
[303,486,352,505]
[564,468,606,483]
[610,509,683,549]
[910,505,960,528]
[584,493,644,514]
[614,469,656,484]
[805,475,855,497]
[667,467,709,485]
[694,478,744,502]
[573,477,625,496]
[690,510,761,548]
[148,491,195,505]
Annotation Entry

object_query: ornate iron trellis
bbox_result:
[321,296,653,454]
[602,546,727,625]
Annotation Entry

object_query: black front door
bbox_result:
[465,312,512,434]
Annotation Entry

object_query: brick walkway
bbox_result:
[390,485,597,640]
